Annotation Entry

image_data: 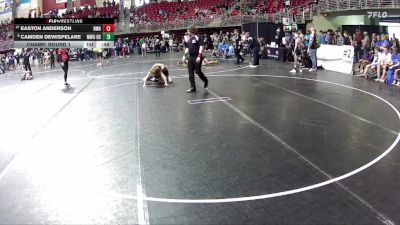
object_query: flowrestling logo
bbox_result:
[367,11,388,18]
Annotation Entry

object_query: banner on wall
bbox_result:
[0,0,11,15]
[317,44,355,75]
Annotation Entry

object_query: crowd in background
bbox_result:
[0,19,13,53]
[283,28,400,85]
[0,18,13,42]
[129,0,231,27]
[0,28,266,75]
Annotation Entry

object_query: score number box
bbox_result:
[102,32,114,41]
[103,24,115,32]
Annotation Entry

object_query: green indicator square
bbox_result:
[102,32,115,41]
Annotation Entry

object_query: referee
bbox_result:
[182,25,208,93]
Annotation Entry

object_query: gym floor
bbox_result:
[0,53,399,225]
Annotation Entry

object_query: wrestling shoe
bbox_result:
[187,88,196,93]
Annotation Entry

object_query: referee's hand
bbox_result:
[196,56,201,62]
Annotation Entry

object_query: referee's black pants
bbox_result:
[187,56,207,90]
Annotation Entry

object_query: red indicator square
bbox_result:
[103,24,115,32]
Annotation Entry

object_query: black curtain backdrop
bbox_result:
[297,24,306,33]
[243,23,283,44]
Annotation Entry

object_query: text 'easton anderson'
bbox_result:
[19,26,73,31]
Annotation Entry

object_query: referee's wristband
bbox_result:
[197,53,202,58]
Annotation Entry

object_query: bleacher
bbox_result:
[62,5,120,19]
[240,0,314,15]
[131,0,232,23]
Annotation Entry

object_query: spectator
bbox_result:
[226,44,234,58]
[305,30,311,48]
[362,31,371,56]
[354,29,363,61]
[336,31,344,46]
[375,35,382,48]
[249,33,261,68]
[141,41,147,58]
[154,39,161,58]
[381,35,390,48]
[308,27,318,72]
[327,30,336,45]
[291,31,305,73]
[275,28,283,47]
[364,47,382,79]
[319,30,326,44]
[343,31,352,45]
[357,48,374,74]
[393,49,400,85]
[389,47,400,85]
[371,33,377,48]
[391,34,399,48]
[375,46,392,82]
[234,29,244,64]
[218,41,229,57]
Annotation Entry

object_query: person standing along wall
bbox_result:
[354,29,363,62]
[362,31,371,58]
[234,29,244,64]
[154,39,161,58]
[248,33,260,68]
[308,27,318,72]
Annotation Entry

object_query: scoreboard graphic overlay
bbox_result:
[14,18,115,49]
